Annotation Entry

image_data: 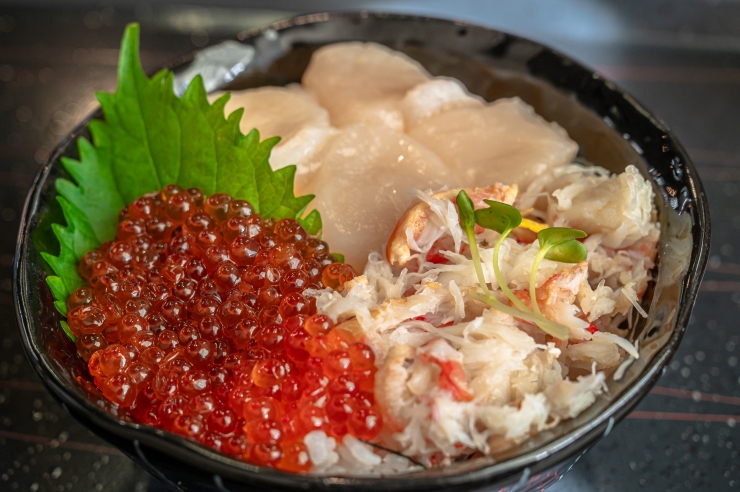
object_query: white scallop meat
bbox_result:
[303,122,458,269]
[408,97,579,190]
[302,42,431,131]
[215,85,337,189]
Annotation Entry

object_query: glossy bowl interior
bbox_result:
[14,12,709,492]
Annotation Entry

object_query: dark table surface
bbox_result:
[0,1,739,490]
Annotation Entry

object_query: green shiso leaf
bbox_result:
[60,321,77,343]
[299,209,323,236]
[41,23,321,331]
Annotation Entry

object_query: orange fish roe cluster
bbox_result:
[64,184,382,472]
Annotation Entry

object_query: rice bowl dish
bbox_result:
[14,14,707,490]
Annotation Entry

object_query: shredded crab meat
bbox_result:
[311,163,659,466]
[386,183,518,267]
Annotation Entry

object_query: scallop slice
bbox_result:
[214,85,337,189]
[302,42,431,131]
[408,97,579,190]
[270,125,339,192]
[304,122,459,269]
[219,84,328,141]
[401,78,484,129]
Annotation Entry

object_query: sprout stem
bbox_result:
[529,247,550,317]
[469,290,569,340]
[492,231,532,313]
[465,227,492,297]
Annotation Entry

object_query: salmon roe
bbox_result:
[67,186,382,472]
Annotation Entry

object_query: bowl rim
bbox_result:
[13,10,711,490]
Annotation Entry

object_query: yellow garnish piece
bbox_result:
[519,218,548,233]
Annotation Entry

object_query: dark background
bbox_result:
[0,1,739,490]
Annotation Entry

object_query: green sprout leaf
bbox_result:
[545,240,588,263]
[474,200,529,312]
[530,227,588,321]
[456,190,491,297]
[38,23,322,341]
[456,189,476,234]
[537,227,588,253]
[474,200,521,234]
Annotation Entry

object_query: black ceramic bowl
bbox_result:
[14,12,709,492]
